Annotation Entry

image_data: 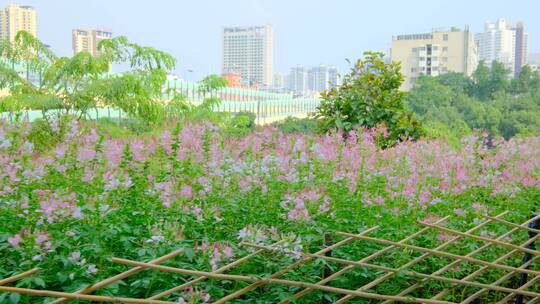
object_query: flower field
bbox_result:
[1,119,539,303]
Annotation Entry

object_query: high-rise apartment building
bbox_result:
[273,73,289,90]
[289,66,308,95]
[0,4,37,42]
[72,28,112,56]
[475,19,528,77]
[391,27,478,91]
[514,22,528,77]
[221,25,273,87]
[328,68,339,88]
[307,65,339,93]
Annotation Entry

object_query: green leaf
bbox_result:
[33,277,46,288]
[9,293,20,304]
[184,247,195,261]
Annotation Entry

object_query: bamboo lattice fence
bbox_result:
[1,211,539,303]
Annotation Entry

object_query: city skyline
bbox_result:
[0,0,538,81]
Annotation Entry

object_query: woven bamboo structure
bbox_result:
[1,211,539,303]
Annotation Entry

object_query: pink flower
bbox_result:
[319,196,330,213]
[68,251,81,263]
[437,233,450,241]
[471,202,484,211]
[223,245,234,259]
[381,126,389,138]
[160,131,173,155]
[87,264,98,274]
[77,146,96,163]
[54,145,68,159]
[180,185,193,200]
[192,206,203,221]
[104,141,124,168]
[130,140,147,162]
[8,234,22,248]
[35,232,49,244]
[453,208,468,217]
[238,227,250,240]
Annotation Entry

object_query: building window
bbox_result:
[443,34,448,41]
[411,67,417,73]
[419,46,426,51]
[442,46,448,52]
[442,57,448,62]
[432,46,438,51]
[412,47,418,52]
[432,56,438,61]
[419,57,425,61]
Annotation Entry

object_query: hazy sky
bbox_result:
[6,0,539,80]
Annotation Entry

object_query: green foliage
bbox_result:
[316,52,424,147]
[408,62,540,140]
[272,117,319,134]
[0,31,176,125]
[199,74,228,92]
[224,111,256,136]
[470,60,512,101]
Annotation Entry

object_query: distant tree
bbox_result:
[272,117,318,134]
[407,61,540,140]
[437,72,472,93]
[315,51,423,146]
[199,74,228,92]
[0,31,176,125]
[225,111,256,136]
[510,65,540,95]
[471,60,491,100]
[489,61,510,96]
[407,76,453,115]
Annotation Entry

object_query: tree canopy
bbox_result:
[315,51,423,147]
[407,61,540,140]
[0,31,176,125]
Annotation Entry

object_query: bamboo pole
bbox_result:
[242,242,540,299]
[499,275,540,304]
[146,240,286,300]
[526,298,540,304]
[284,215,452,303]
[111,257,455,304]
[486,216,540,234]
[464,255,540,304]
[336,212,508,304]
[50,248,184,304]
[380,212,540,304]
[0,286,175,304]
[322,233,333,304]
[434,233,540,302]
[0,268,39,286]
[420,222,540,256]
[336,232,540,276]
[211,226,379,304]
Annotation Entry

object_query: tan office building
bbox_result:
[0,4,37,42]
[72,28,112,56]
[391,27,478,91]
